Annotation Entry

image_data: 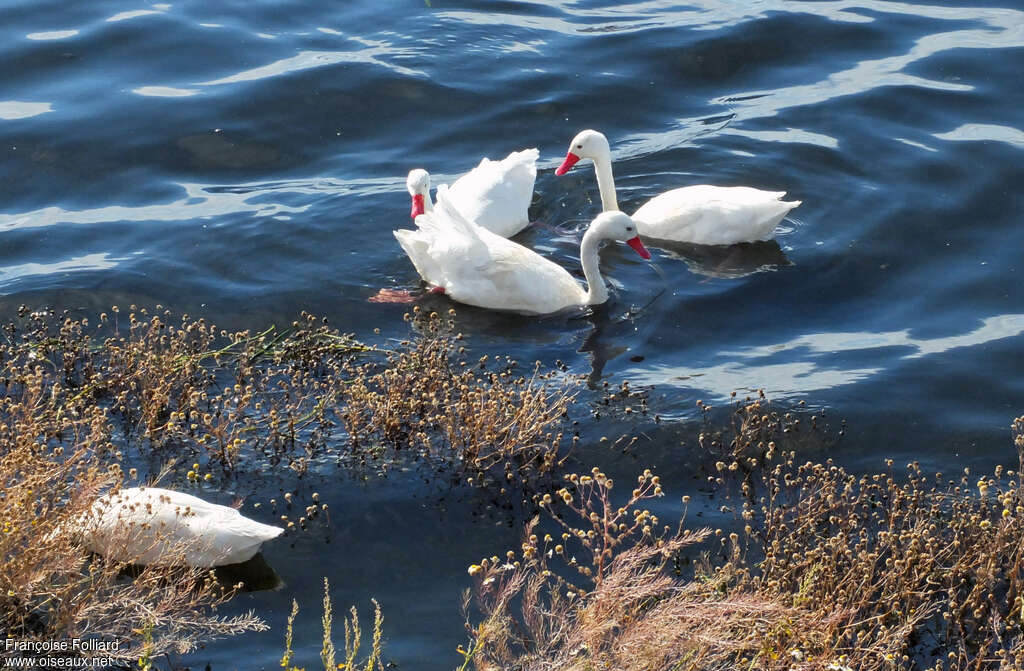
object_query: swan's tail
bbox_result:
[475,147,539,177]
[772,191,801,212]
[235,517,284,542]
[498,147,539,180]
[753,195,802,240]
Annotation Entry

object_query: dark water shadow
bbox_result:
[213,553,283,592]
[650,238,792,279]
[116,553,283,592]
[576,303,629,387]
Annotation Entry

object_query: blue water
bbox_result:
[2,0,1023,667]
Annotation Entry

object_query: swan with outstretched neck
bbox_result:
[73,486,283,567]
[555,130,800,246]
[407,147,538,238]
[395,184,651,315]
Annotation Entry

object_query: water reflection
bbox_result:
[107,7,168,23]
[644,359,883,399]
[132,86,199,98]
[578,304,631,386]
[653,239,791,279]
[441,1,1023,44]
[633,313,1024,399]
[26,30,79,40]
[0,101,52,120]
[0,253,121,292]
[934,124,1024,149]
[610,3,1021,159]
[719,127,839,150]
[726,314,1024,361]
[197,42,425,86]
[0,181,311,232]
[214,554,283,592]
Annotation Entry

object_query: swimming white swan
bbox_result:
[395,185,650,314]
[407,147,538,238]
[76,486,283,567]
[555,130,800,246]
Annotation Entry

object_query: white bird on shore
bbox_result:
[406,147,538,238]
[76,486,283,567]
[555,129,800,246]
[394,184,650,315]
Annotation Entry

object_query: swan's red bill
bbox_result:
[627,236,651,260]
[554,152,580,176]
[411,194,426,218]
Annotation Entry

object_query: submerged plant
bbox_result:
[2,304,576,487]
[337,307,578,487]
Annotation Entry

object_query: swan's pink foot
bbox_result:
[368,288,419,304]
[429,286,446,295]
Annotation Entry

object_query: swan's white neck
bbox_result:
[579,228,608,306]
[424,191,434,212]
[593,154,619,212]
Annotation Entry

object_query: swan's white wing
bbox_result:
[633,185,799,245]
[394,228,439,283]
[447,148,538,238]
[484,243,587,314]
[396,183,488,289]
[397,184,494,290]
[400,186,584,314]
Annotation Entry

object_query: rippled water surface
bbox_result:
[2,0,1023,667]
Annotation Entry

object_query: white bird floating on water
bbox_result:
[77,486,283,568]
[555,129,801,246]
[395,184,651,315]
[406,147,538,238]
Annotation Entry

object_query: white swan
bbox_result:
[395,185,650,315]
[76,486,283,567]
[555,130,800,246]
[407,147,538,238]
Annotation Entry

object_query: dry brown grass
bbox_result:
[718,406,1024,669]
[0,303,577,660]
[460,469,839,671]
[0,313,263,662]
[462,400,1024,671]
[4,303,575,483]
[338,306,578,487]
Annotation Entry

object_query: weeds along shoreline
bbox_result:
[1,304,1022,669]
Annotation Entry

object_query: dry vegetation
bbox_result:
[462,399,1024,671]
[340,306,577,487]
[461,466,840,671]
[0,308,262,662]
[280,578,384,671]
[6,302,1024,669]
[0,304,574,661]
[2,303,575,482]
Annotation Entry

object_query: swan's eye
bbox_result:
[576,144,583,149]
[626,227,633,232]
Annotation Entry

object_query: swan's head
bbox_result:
[406,169,431,218]
[590,211,651,260]
[555,129,610,176]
